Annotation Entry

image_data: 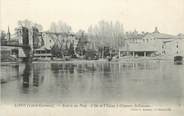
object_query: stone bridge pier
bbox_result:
[17,27,37,62]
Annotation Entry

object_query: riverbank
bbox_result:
[0,58,177,65]
[2,55,182,64]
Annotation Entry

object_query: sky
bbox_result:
[1,0,184,34]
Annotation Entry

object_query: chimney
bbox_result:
[153,27,160,33]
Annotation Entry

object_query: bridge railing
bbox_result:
[0,41,30,49]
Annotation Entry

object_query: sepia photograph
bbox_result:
[0,0,184,115]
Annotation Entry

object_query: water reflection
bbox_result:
[32,64,44,87]
[20,63,45,95]
[22,63,31,88]
[0,63,20,83]
[1,61,184,104]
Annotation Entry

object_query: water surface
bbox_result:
[1,60,184,105]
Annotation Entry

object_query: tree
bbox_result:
[51,44,63,57]
[49,21,72,33]
[68,43,75,57]
[88,20,125,49]
[125,30,147,40]
[0,30,7,45]
[87,20,126,57]
[17,19,43,31]
[49,20,73,57]
[75,30,88,56]
[0,30,6,40]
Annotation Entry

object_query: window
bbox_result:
[41,50,45,54]
[47,50,51,53]
[36,50,41,54]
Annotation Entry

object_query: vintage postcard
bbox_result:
[0,0,184,115]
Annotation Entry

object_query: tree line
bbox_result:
[0,19,156,58]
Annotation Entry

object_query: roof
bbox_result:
[125,34,144,40]
[0,46,17,50]
[178,34,184,39]
[35,46,51,50]
[144,32,178,40]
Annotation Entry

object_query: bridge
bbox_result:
[1,43,31,49]
[0,27,35,62]
[1,26,78,62]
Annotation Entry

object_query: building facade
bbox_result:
[119,27,184,58]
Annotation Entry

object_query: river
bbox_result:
[1,60,184,105]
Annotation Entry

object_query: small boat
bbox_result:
[174,56,183,65]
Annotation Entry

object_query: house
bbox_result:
[33,47,52,60]
[143,27,184,57]
[119,29,156,57]
[33,32,78,58]
[119,27,184,58]
[0,46,18,61]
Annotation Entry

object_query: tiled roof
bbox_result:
[144,32,178,39]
